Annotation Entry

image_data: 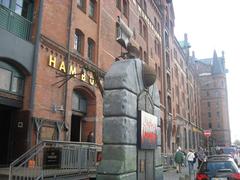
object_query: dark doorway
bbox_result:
[70,115,81,142]
[0,105,13,166]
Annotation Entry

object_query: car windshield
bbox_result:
[200,161,238,174]
[222,148,236,154]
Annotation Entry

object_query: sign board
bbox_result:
[138,110,157,149]
[203,129,212,137]
[43,147,62,169]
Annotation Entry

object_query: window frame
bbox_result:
[87,38,95,62]
[77,0,86,13]
[74,29,85,56]
[89,0,97,21]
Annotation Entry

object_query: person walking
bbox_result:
[186,149,195,175]
[174,147,184,173]
[197,147,206,169]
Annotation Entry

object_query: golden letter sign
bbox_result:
[48,55,96,86]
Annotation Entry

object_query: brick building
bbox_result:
[195,50,231,146]
[0,0,230,169]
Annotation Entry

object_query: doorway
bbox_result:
[0,105,13,166]
[70,115,81,142]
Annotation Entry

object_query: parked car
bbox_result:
[196,156,240,180]
[218,146,239,165]
[208,154,233,159]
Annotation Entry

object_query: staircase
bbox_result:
[1,140,101,180]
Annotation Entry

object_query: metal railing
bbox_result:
[0,4,32,40]
[9,140,102,180]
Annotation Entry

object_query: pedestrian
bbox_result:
[186,149,195,175]
[197,147,206,169]
[174,147,184,173]
[87,131,94,142]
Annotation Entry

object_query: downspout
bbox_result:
[161,8,167,153]
[63,0,73,141]
[29,0,44,146]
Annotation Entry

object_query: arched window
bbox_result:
[74,29,84,55]
[88,38,95,62]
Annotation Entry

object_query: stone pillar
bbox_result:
[97,58,163,180]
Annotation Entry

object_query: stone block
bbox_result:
[97,145,137,174]
[104,59,144,94]
[103,117,137,144]
[104,89,137,118]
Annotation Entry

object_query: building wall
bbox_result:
[197,59,231,146]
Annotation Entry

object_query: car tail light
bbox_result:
[196,173,209,180]
[230,173,240,180]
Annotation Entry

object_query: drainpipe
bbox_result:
[161,7,167,154]
[29,0,44,147]
[63,0,73,141]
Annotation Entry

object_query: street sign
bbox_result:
[203,129,212,137]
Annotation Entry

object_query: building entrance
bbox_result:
[70,115,81,142]
[0,105,14,166]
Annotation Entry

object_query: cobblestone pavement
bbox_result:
[163,165,198,180]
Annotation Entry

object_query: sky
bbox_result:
[173,0,240,143]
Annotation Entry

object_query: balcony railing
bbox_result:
[0,4,32,40]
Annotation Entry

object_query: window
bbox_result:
[88,38,95,61]
[0,62,24,95]
[0,0,10,7]
[166,52,170,69]
[143,24,147,40]
[158,66,161,78]
[139,46,143,59]
[15,0,33,20]
[208,112,211,118]
[165,31,169,48]
[217,111,220,118]
[77,0,86,12]
[89,0,96,20]
[116,0,121,10]
[208,122,212,128]
[143,0,147,12]
[167,74,171,90]
[72,91,87,113]
[123,0,128,17]
[139,20,142,35]
[207,102,211,107]
[0,68,11,91]
[144,51,148,63]
[74,29,84,55]
[167,96,172,113]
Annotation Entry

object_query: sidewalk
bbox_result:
[163,165,197,180]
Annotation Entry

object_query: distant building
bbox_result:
[195,51,231,146]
